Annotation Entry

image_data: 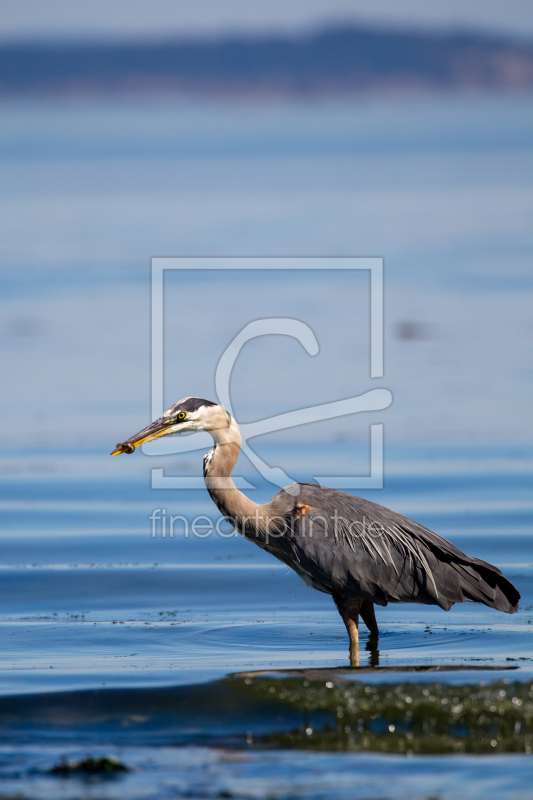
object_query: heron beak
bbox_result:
[110,418,171,456]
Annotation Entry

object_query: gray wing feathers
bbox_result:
[267,483,519,614]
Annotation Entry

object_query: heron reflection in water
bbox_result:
[112,398,520,666]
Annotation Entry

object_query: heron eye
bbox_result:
[177,411,186,421]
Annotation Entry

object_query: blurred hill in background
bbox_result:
[1,24,533,97]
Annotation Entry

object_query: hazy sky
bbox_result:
[1,0,532,42]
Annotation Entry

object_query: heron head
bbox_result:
[110,397,229,455]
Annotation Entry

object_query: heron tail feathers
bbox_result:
[453,562,520,614]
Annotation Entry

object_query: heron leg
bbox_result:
[333,596,363,667]
[360,600,379,637]
[360,600,379,666]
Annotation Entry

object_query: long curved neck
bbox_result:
[204,415,260,523]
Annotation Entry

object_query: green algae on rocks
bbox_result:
[49,756,130,776]
[234,677,533,755]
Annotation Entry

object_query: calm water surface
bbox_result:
[0,444,532,798]
[1,92,532,798]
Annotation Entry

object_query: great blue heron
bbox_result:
[111,397,520,664]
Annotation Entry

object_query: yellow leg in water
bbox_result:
[334,596,363,667]
[347,619,360,667]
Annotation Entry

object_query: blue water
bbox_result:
[0,443,532,797]
[2,442,532,692]
[0,92,532,797]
